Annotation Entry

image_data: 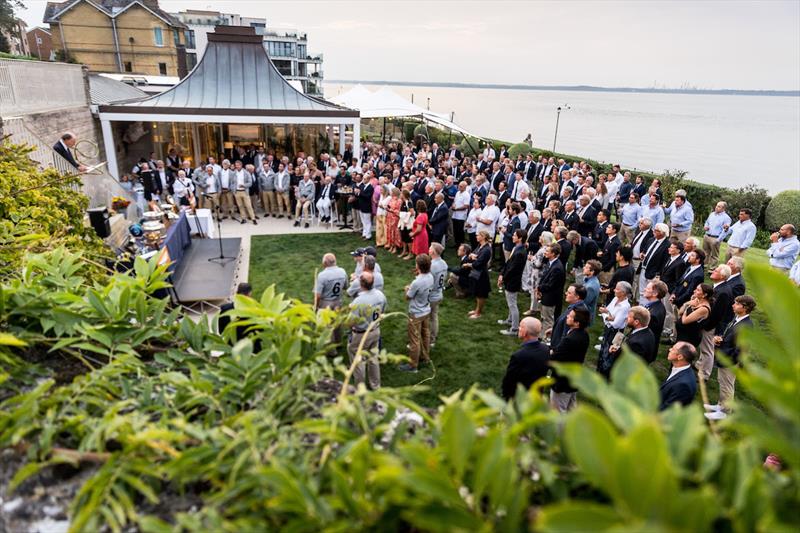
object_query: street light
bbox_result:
[552,104,570,152]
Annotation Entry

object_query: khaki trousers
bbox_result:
[550,390,577,413]
[429,300,441,343]
[541,305,555,340]
[673,230,690,244]
[276,191,291,215]
[203,192,220,219]
[220,190,236,217]
[348,328,381,390]
[235,190,255,221]
[295,199,312,222]
[726,246,746,261]
[696,329,716,381]
[662,296,676,337]
[598,270,613,287]
[407,314,431,368]
[260,190,277,215]
[717,366,736,407]
[703,235,722,269]
[375,214,387,246]
[621,224,635,245]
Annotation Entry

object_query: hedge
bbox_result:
[766,190,800,231]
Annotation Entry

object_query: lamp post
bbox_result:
[552,104,570,152]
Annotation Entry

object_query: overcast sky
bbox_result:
[17,0,800,90]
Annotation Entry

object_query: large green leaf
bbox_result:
[537,501,622,532]
[563,406,617,490]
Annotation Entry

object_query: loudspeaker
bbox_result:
[87,207,111,238]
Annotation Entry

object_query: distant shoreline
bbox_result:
[326,80,800,97]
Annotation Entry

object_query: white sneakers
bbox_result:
[704,403,728,420]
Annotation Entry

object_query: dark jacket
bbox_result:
[550,328,590,393]
[538,259,566,307]
[630,229,654,259]
[626,327,657,364]
[500,245,527,293]
[577,205,597,237]
[606,264,634,303]
[562,210,580,232]
[429,202,449,238]
[593,220,609,247]
[501,340,551,399]
[726,274,745,298]
[551,301,589,349]
[53,140,79,169]
[573,236,599,269]
[526,221,545,254]
[645,300,666,354]
[502,215,522,251]
[356,182,374,213]
[557,239,572,267]
[659,366,698,410]
[672,266,705,306]
[716,315,752,366]
[707,282,734,334]
[640,239,670,279]
[659,256,688,293]
[598,234,621,272]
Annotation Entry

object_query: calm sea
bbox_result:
[324,82,800,194]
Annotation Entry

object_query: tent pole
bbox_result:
[461,131,478,158]
[382,117,386,144]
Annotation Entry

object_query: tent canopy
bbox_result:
[330,84,480,138]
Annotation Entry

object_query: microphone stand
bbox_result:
[206,195,236,266]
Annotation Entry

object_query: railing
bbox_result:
[0,58,88,116]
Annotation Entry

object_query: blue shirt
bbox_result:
[704,211,732,238]
[621,203,642,226]
[665,201,695,232]
[767,236,800,270]
[584,276,600,322]
[641,205,665,226]
[722,219,757,249]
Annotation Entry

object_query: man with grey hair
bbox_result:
[725,256,746,297]
[347,271,387,390]
[698,264,733,380]
[476,193,501,240]
[347,255,384,297]
[294,171,315,228]
[196,164,222,217]
[219,159,237,220]
[257,161,277,217]
[314,253,348,311]
[53,131,87,171]
[638,223,671,304]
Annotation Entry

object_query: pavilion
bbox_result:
[97,26,360,178]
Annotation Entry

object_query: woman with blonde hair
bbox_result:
[523,230,555,316]
[385,188,402,253]
[465,230,492,319]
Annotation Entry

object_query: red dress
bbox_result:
[411,213,429,255]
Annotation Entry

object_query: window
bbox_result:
[36,36,42,44]
[159,62,167,75]
[186,52,197,70]
[124,61,132,72]
[173,29,180,47]
[153,27,163,46]
[186,29,195,49]
[297,44,306,58]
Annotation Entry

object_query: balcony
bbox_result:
[263,30,307,41]
[310,70,324,79]
[300,53,323,63]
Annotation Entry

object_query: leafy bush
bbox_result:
[0,139,108,280]
[0,246,798,532]
[507,142,533,159]
[765,190,800,230]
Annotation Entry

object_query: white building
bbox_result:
[171,10,324,96]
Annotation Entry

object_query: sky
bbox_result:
[16,0,800,90]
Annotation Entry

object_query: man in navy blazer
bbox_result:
[428,193,449,246]
[52,132,87,172]
[501,317,551,400]
[660,341,698,410]
[725,256,746,298]
[671,249,706,307]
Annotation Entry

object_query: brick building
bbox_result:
[44,0,187,77]
[26,27,54,60]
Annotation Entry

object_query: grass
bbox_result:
[249,232,768,407]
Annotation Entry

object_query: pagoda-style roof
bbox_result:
[98,26,357,119]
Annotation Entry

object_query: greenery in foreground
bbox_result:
[248,232,769,408]
[0,245,796,531]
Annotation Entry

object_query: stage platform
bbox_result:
[172,238,241,305]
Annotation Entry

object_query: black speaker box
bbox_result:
[87,207,111,238]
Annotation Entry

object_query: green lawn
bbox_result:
[249,232,764,407]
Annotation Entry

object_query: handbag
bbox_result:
[468,268,481,281]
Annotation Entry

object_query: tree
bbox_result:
[0,0,24,34]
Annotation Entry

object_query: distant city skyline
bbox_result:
[16,0,800,91]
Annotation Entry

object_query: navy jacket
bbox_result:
[645,299,666,354]
[53,140,79,169]
[640,239,671,280]
[659,366,698,410]
[501,340,551,399]
[550,328,590,393]
[551,301,589,349]
[573,236,599,269]
[672,266,705,306]
[538,259,566,307]
[716,315,752,366]
[598,234,621,272]
[500,245,527,293]
[726,275,745,298]
[659,256,688,293]
[707,283,734,335]
[625,328,657,364]
[429,202,449,238]
[577,205,598,237]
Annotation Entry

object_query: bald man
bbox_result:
[314,253,347,311]
[500,317,550,400]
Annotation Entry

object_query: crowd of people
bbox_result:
[132,139,797,416]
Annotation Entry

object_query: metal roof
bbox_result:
[88,73,148,104]
[99,26,357,118]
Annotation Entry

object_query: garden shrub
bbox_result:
[507,142,533,159]
[765,190,800,230]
